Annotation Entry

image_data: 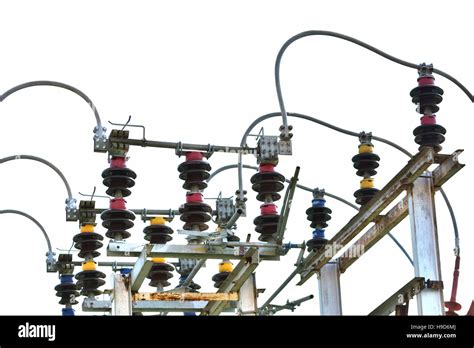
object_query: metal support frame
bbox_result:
[338,149,464,272]
[275,167,300,244]
[297,148,464,286]
[108,241,280,261]
[203,248,259,315]
[298,147,436,285]
[83,298,226,313]
[238,273,258,316]
[369,277,425,315]
[130,249,153,292]
[408,172,445,315]
[318,262,342,315]
[111,273,132,316]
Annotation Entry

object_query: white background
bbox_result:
[0,0,472,315]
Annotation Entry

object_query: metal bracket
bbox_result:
[53,253,74,274]
[78,200,97,225]
[425,280,444,290]
[215,197,236,227]
[278,139,292,155]
[93,125,108,153]
[257,136,279,163]
[108,129,130,157]
[65,198,78,221]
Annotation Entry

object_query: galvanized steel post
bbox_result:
[408,172,445,315]
[318,262,342,315]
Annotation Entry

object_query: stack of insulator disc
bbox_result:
[73,224,103,258]
[144,218,174,289]
[73,224,106,296]
[101,198,135,240]
[212,261,233,288]
[306,197,331,252]
[147,258,174,288]
[410,74,446,152]
[102,156,137,197]
[251,163,285,241]
[352,144,380,205]
[178,151,211,190]
[178,152,213,232]
[143,216,174,244]
[179,192,212,231]
[75,260,106,296]
[54,274,79,306]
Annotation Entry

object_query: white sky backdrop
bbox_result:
[0,0,472,315]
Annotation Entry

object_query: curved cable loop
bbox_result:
[0,210,53,257]
[210,163,413,265]
[0,80,107,151]
[0,155,76,211]
[275,30,474,137]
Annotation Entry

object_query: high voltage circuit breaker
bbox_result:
[0,30,472,316]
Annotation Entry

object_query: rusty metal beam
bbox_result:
[133,292,239,302]
[297,147,435,286]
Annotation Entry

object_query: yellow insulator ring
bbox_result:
[219,261,233,273]
[82,260,97,271]
[81,224,95,233]
[358,144,374,154]
[152,257,166,263]
[150,216,166,225]
[360,178,374,189]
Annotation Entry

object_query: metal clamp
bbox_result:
[93,125,108,153]
[425,279,444,290]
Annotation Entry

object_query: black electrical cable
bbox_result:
[275,30,474,136]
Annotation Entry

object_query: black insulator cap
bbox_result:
[54,283,79,305]
[253,214,280,241]
[306,206,332,229]
[306,237,328,252]
[179,202,212,231]
[410,85,444,114]
[178,161,211,190]
[73,232,104,258]
[212,272,230,288]
[101,209,135,239]
[143,224,174,244]
[352,153,380,177]
[102,167,137,197]
[354,187,379,206]
[250,171,285,202]
[75,270,106,296]
[147,263,174,288]
[413,124,446,153]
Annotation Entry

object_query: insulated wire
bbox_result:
[0,209,53,254]
[275,30,474,136]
